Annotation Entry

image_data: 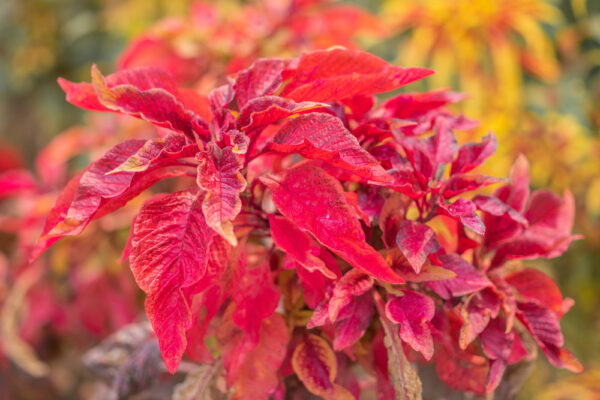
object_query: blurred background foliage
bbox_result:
[0,0,599,398]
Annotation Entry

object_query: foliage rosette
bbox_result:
[33,46,582,398]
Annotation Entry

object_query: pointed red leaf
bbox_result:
[261,164,403,283]
[378,89,465,119]
[329,269,374,322]
[267,113,393,184]
[385,248,456,282]
[281,48,433,102]
[129,189,218,373]
[459,289,502,349]
[269,215,338,279]
[231,314,289,400]
[109,132,197,174]
[517,302,582,372]
[32,140,191,259]
[422,120,458,166]
[235,58,286,108]
[292,333,354,400]
[473,195,528,226]
[442,174,503,198]
[505,268,567,317]
[495,155,530,213]
[437,198,485,235]
[427,254,491,299]
[230,254,280,343]
[333,293,374,351]
[236,96,329,133]
[86,65,208,139]
[451,133,497,175]
[395,220,440,273]
[196,144,246,245]
[385,290,435,360]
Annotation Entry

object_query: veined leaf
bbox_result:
[261,164,403,284]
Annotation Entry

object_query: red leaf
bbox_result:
[517,302,582,372]
[267,113,393,184]
[451,133,497,175]
[261,164,403,283]
[435,345,489,395]
[292,333,354,400]
[495,155,530,213]
[480,318,513,392]
[385,248,456,282]
[385,290,435,360]
[473,195,528,226]
[236,96,328,133]
[235,58,286,108]
[395,220,440,273]
[505,268,568,317]
[489,189,579,267]
[230,254,280,343]
[0,169,36,199]
[427,254,491,299]
[281,47,433,102]
[332,293,374,351]
[108,132,197,174]
[269,215,339,279]
[29,172,82,261]
[32,140,190,260]
[442,174,503,198]
[422,120,458,166]
[231,314,289,400]
[74,65,209,139]
[329,269,374,322]
[129,189,218,373]
[196,144,247,245]
[437,198,485,235]
[459,289,502,349]
[378,89,465,120]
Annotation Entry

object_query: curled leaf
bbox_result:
[292,333,354,400]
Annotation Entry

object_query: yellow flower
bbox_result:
[383,0,561,134]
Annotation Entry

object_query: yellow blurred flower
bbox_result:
[383,0,561,134]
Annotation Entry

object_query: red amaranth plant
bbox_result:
[32,47,581,398]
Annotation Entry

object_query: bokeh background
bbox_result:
[0,0,598,398]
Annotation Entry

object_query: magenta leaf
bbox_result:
[333,294,374,350]
[385,290,435,360]
[437,198,485,235]
[395,220,440,273]
[427,254,491,299]
[442,174,503,198]
[451,133,497,175]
